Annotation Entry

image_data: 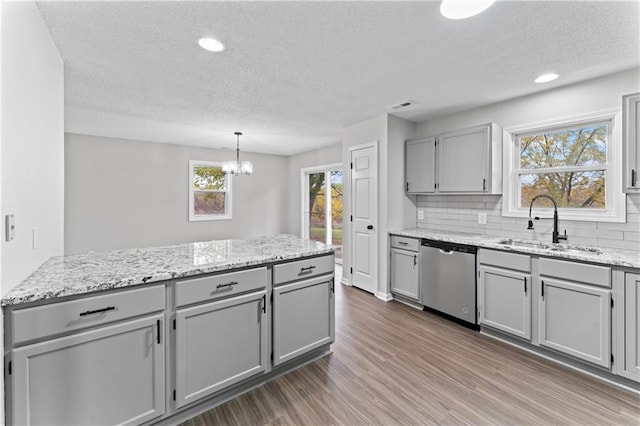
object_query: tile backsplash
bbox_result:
[416,194,640,251]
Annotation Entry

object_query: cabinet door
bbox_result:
[273,275,335,366]
[623,273,640,380]
[10,315,165,426]
[478,265,531,340]
[623,93,640,192]
[175,291,268,408]
[539,278,611,368]
[390,248,420,300]
[438,125,489,192]
[406,138,436,193]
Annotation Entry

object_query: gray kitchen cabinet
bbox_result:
[539,277,611,368]
[9,314,165,426]
[174,290,268,408]
[623,92,640,192]
[273,275,334,366]
[478,250,532,340]
[390,236,420,301]
[405,138,436,194]
[622,273,640,381]
[437,123,502,194]
[272,255,335,366]
[406,123,502,194]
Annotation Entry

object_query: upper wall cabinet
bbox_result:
[405,123,502,195]
[623,93,640,193]
[406,138,436,194]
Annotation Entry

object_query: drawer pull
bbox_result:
[300,266,316,274]
[216,281,238,289]
[398,241,408,246]
[79,306,115,317]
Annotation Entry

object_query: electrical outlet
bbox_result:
[417,210,424,220]
[478,213,487,225]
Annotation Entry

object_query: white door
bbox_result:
[350,144,377,294]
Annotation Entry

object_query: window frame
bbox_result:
[502,109,626,222]
[188,160,233,221]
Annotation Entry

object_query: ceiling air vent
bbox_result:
[390,100,417,110]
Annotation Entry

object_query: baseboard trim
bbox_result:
[340,277,351,286]
[376,292,393,302]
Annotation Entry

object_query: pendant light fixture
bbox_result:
[222,132,253,176]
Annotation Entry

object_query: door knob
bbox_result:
[367,225,374,230]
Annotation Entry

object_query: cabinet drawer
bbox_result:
[478,249,531,273]
[11,285,165,345]
[175,267,267,308]
[273,255,334,285]
[390,235,420,252]
[539,258,610,288]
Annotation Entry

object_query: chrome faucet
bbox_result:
[527,194,567,244]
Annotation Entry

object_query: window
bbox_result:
[503,110,625,222]
[188,160,232,221]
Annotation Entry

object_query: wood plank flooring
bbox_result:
[181,267,640,425]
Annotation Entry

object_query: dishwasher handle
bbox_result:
[421,239,477,254]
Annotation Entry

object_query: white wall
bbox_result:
[285,143,342,236]
[65,133,289,254]
[415,69,640,250]
[1,1,64,294]
[1,1,65,421]
[341,114,416,297]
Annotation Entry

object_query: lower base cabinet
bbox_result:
[390,248,420,301]
[174,290,268,408]
[273,275,335,366]
[10,315,165,426]
[539,278,611,368]
[478,265,531,340]
[623,273,640,380]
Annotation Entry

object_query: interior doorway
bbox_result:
[301,164,343,263]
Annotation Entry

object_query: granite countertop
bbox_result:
[2,234,334,307]
[390,228,640,269]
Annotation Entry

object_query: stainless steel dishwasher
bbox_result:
[420,240,478,327]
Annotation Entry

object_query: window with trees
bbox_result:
[189,160,232,221]
[503,111,625,222]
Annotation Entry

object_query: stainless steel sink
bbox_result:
[497,238,603,255]
[497,239,552,250]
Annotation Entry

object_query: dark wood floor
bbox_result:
[181,267,640,425]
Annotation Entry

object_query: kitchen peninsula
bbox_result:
[2,234,335,425]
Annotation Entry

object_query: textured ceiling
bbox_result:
[36,1,640,155]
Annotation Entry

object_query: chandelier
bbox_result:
[222,132,253,176]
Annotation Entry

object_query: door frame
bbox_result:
[300,163,343,259]
[347,141,379,294]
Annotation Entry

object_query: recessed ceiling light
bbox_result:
[198,37,225,52]
[534,73,559,84]
[440,0,496,20]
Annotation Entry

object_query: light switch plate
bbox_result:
[5,214,15,241]
[478,213,487,225]
[417,210,424,220]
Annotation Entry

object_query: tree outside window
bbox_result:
[517,122,609,210]
[189,160,232,221]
